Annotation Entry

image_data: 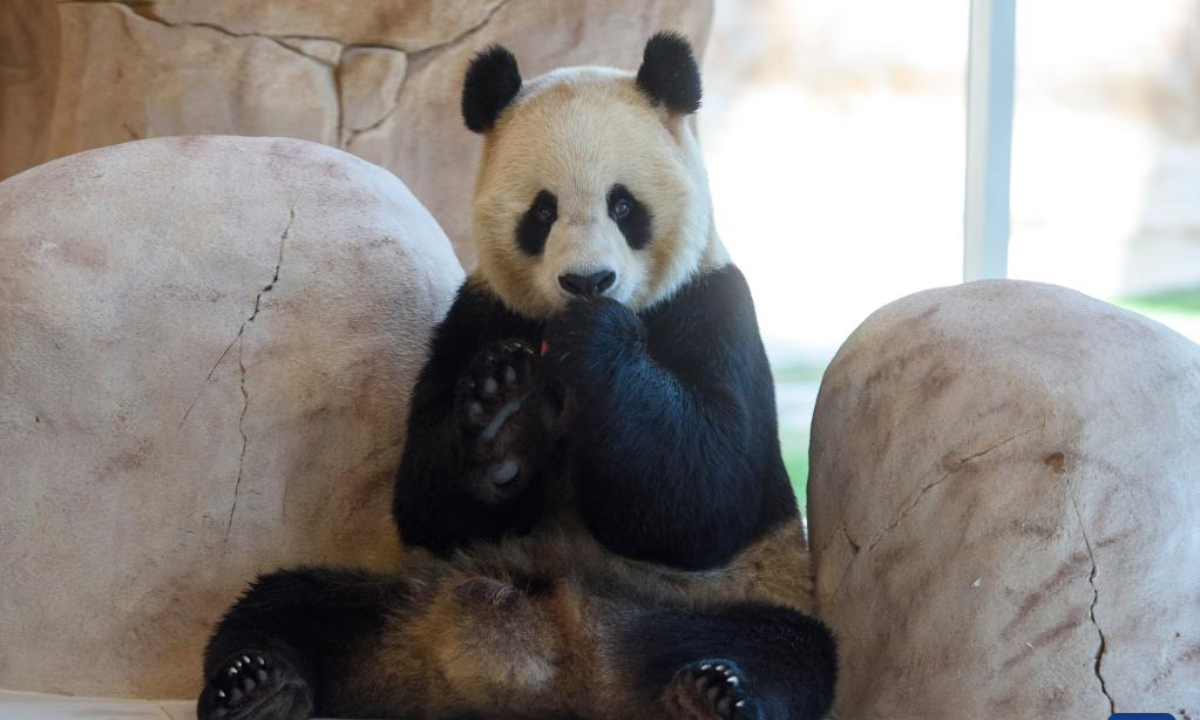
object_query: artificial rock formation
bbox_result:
[0,0,713,266]
[0,136,464,698]
[807,280,1200,719]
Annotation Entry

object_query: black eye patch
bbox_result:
[607,184,652,250]
[515,190,557,255]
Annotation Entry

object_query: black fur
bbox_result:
[199,567,413,720]
[199,567,835,720]
[636,32,702,115]
[516,189,558,255]
[462,45,522,133]
[394,265,797,570]
[607,184,652,250]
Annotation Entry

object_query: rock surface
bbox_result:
[807,280,1200,719]
[0,0,713,266]
[0,136,464,698]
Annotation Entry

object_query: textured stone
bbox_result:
[0,0,713,266]
[146,0,508,51]
[278,37,343,66]
[0,136,463,698]
[50,3,340,150]
[338,47,408,136]
[807,280,1200,719]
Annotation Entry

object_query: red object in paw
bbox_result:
[540,340,550,357]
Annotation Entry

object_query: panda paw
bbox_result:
[456,339,542,500]
[543,297,644,379]
[664,660,763,720]
[196,651,312,720]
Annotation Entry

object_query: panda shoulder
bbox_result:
[661,262,755,319]
[434,277,538,351]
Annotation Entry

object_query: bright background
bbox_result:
[699,0,1200,506]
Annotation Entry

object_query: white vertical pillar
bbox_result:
[963,0,1017,281]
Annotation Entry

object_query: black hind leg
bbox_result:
[197,566,408,720]
[621,602,837,720]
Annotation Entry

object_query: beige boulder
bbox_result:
[807,280,1200,719]
[0,0,713,266]
[0,136,464,698]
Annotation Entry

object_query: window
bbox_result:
[703,0,1200,505]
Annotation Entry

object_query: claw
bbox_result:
[217,690,226,699]
[727,676,739,687]
[228,666,238,676]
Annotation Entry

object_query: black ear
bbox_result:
[636,32,702,114]
[462,45,523,133]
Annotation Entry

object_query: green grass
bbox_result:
[771,361,823,514]
[780,427,810,513]
[770,361,827,384]
[1115,286,1200,317]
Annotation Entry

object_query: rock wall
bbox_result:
[0,136,464,698]
[807,280,1200,719]
[0,0,713,266]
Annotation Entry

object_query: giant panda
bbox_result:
[197,33,837,720]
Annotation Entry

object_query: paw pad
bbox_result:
[667,660,757,720]
[201,653,277,719]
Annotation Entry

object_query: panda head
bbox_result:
[462,32,727,319]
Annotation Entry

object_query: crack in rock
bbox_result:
[167,207,291,540]
[178,327,241,428]
[178,208,291,429]
[826,523,861,601]
[342,60,409,148]
[1067,477,1116,714]
[59,0,336,66]
[863,423,1046,551]
[59,0,515,148]
[226,334,249,540]
[223,207,291,539]
[334,53,345,146]
[405,0,514,59]
[59,0,516,59]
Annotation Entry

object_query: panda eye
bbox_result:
[606,184,651,250]
[516,190,557,255]
[529,190,557,225]
[612,198,631,220]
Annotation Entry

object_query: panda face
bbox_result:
[464,36,726,319]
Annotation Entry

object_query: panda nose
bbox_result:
[558,270,616,297]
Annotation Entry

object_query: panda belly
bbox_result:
[478,512,815,615]
[383,514,820,720]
